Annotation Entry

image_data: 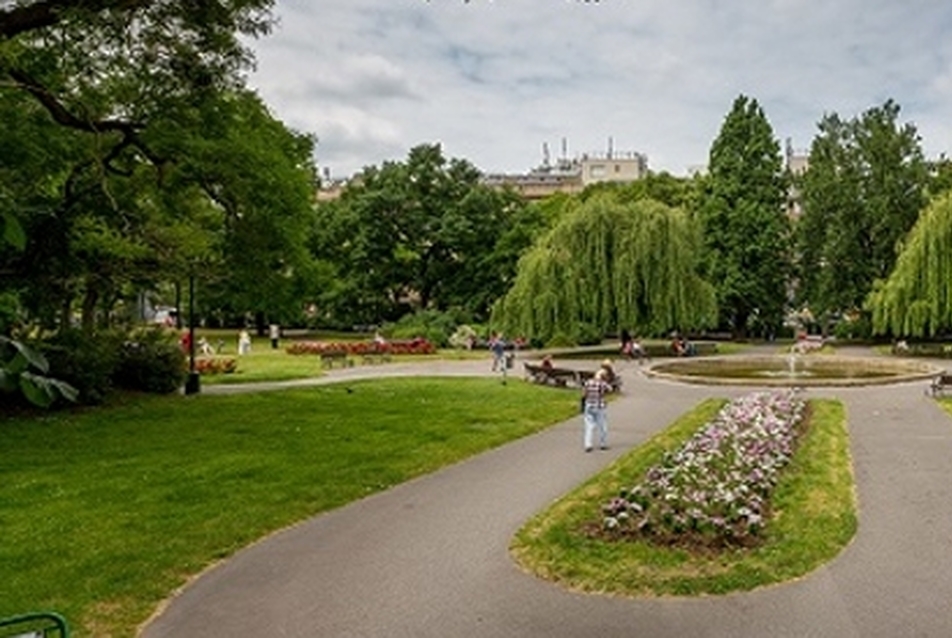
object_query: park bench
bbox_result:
[927,371,952,397]
[0,612,69,638]
[524,363,622,392]
[524,363,584,387]
[320,350,353,368]
[361,351,392,365]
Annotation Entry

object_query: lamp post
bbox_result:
[184,272,201,395]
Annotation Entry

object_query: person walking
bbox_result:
[489,333,506,372]
[581,368,611,452]
[269,323,280,349]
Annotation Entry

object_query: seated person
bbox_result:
[600,359,620,390]
[540,355,554,370]
[681,338,697,357]
[671,336,685,356]
[630,337,646,363]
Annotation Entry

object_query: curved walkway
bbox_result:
[144,353,952,638]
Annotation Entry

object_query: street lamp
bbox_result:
[184,272,200,395]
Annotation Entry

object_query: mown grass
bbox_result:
[938,397,952,418]
[0,378,577,637]
[187,330,490,385]
[511,398,857,596]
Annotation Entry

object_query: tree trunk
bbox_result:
[58,295,73,334]
[80,283,99,335]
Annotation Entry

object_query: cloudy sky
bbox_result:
[244,0,952,179]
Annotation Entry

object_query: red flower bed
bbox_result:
[286,339,435,356]
[193,357,238,375]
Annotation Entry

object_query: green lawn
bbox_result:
[188,330,489,385]
[511,398,857,596]
[0,378,577,637]
[939,397,952,418]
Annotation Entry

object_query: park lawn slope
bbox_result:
[511,398,857,596]
[0,378,577,637]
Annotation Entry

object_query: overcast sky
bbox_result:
[244,0,952,179]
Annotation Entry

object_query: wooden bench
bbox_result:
[524,363,584,387]
[361,352,392,365]
[524,363,622,392]
[928,372,952,397]
[320,350,353,368]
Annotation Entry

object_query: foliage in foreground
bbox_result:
[512,398,856,596]
[0,378,576,637]
[0,336,78,407]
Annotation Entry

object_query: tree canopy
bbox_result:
[867,191,952,337]
[492,193,716,343]
[697,95,790,338]
[1,1,323,332]
[796,100,930,321]
[308,144,542,327]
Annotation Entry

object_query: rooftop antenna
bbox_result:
[542,142,550,168]
[607,136,614,159]
[561,137,568,161]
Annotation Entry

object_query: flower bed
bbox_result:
[285,339,436,356]
[193,357,238,375]
[601,389,806,548]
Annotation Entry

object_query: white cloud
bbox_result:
[246,0,952,177]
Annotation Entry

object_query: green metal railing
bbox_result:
[0,612,69,638]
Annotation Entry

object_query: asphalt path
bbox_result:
[143,355,952,638]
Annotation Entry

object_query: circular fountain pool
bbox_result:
[646,355,941,387]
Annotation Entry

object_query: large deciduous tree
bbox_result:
[697,95,790,338]
[1,1,321,332]
[796,100,930,324]
[310,144,538,326]
[867,191,952,337]
[492,194,715,343]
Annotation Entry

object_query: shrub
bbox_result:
[114,329,186,393]
[576,323,604,346]
[382,310,459,348]
[42,329,123,405]
[449,324,478,349]
[546,331,576,348]
[833,315,872,340]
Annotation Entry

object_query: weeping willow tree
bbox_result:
[868,191,952,337]
[492,194,716,343]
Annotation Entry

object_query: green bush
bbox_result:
[42,329,123,405]
[0,291,20,334]
[833,315,872,340]
[448,324,478,349]
[114,329,186,394]
[576,323,604,346]
[546,331,576,348]
[383,309,460,348]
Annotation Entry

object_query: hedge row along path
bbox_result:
[144,346,952,638]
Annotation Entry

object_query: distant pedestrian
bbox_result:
[238,329,251,355]
[581,368,611,452]
[180,329,192,354]
[269,323,280,349]
[490,333,506,372]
